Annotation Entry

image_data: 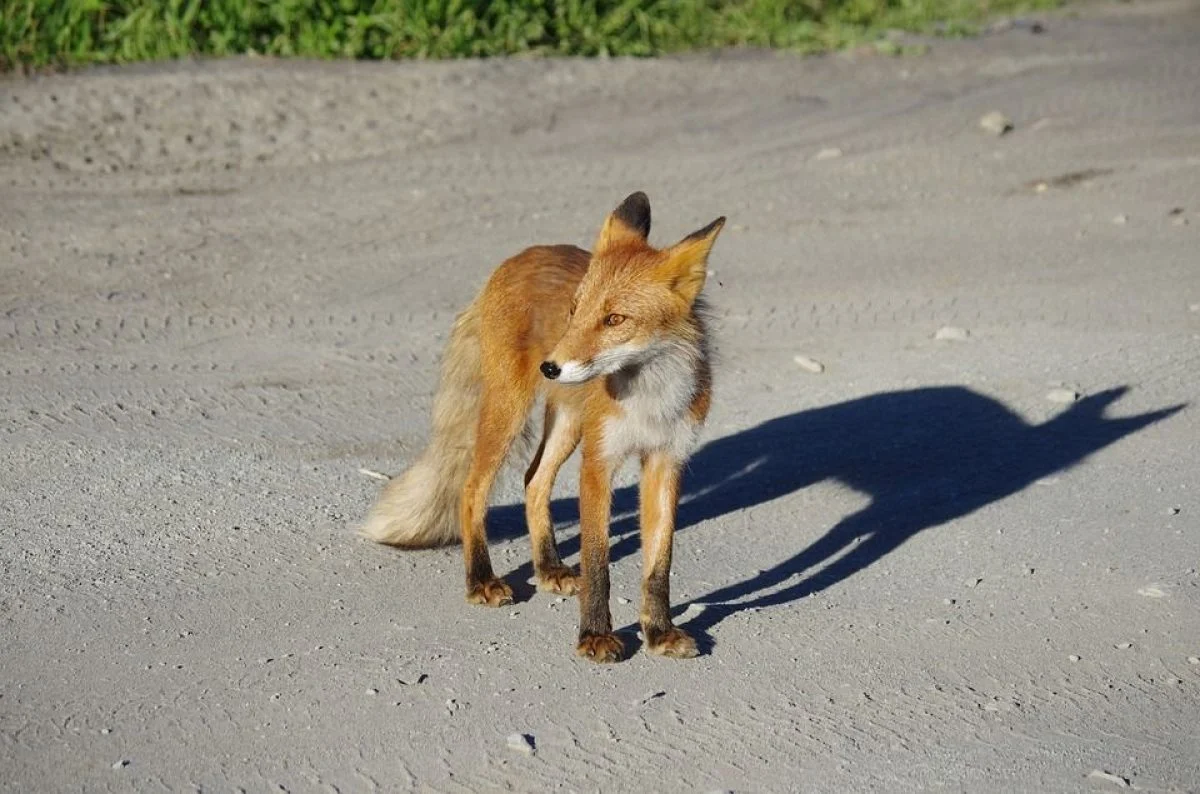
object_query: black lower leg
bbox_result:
[641,566,672,643]
[578,550,612,637]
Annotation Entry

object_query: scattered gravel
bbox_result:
[1046,388,1080,404]
[793,354,826,373]
[934,326,970,341]
[506,733,536,756]
[979,111,1014,136]
[1087,770,1130,788]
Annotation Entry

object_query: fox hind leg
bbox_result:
[461,385,535,607]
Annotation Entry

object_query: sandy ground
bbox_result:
[3,1,1200,790]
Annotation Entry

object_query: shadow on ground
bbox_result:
[491,386,1182,643]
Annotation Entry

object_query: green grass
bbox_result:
[1,0,1059,71]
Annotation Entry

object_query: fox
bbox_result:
[361,192,725,663]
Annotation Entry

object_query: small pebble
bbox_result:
[979,111,1013,136]
[1188,656,1200,665]
[965,577,983,588]
[793,354,825,373]
[1167,507,1180,515]
[1190,303,1200,313]
[1068,654,1081,662]
[1115,642,1132,650]
[506,733,536,756]
[1046,388,1080,404]
[943,598,956,605]
[99,728,111,735]
[1137,585,1166,598]
[1087,770,1129,788]
[934,325,970,341]
[616,597,631,605]
[814,147,843,160]
[112,760,129,770]
[1111,214,1128,225]
[366,688,378,695]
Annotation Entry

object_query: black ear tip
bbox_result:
[685,215,727,242]
[613,191,652,237]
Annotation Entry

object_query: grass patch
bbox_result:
[2,0,1059,71]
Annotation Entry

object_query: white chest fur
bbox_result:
[601,343,702,463]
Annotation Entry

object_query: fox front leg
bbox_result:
[574,440,623,663]
[523,404,582,595]
[639,451,698,658]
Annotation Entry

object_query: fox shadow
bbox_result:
[490,386,1182,643]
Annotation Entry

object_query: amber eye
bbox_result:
[604,313,626,327]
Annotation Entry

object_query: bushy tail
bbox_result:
[360,301,483,548]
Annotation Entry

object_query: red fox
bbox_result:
[362,192,724,662]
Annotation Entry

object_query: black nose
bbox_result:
[540,361,561,380]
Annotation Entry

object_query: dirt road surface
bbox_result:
[3,1,1199,790]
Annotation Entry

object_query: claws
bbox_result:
[535,565,580,596]
[466,578,514,607]
[576,632,625,663]
[644,626,699,659]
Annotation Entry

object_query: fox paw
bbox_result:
[576,632,625,664]
[535,565,579,596]
[466,578,513,607]
[644,626,699,659]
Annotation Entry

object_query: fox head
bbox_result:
[541,192,724,385]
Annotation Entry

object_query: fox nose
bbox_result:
[540,361,561,380]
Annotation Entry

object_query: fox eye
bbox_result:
[604,313,626,327]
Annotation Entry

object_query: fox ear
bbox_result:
[660,216,725,304]
[597,191,652,251]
